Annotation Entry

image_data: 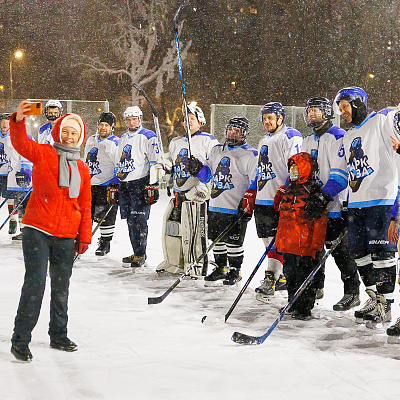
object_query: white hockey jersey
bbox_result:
[115,127,159,182]
[206,143,258,215]
[302,124,348,217]
[169,131,219,193]
[7,135,33,192]
[255,125,302,205]
[342,109,400,208]
[0,131,11,176]
[38,122,54,145]
[84,133,119,186]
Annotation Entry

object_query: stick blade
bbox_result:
[201,316,225,326]
[128,296,150,306]
[231,331,259,345]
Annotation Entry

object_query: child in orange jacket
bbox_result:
[274,152,327,319]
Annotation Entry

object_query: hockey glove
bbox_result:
[107,184,119,205]
[242,189,257,214]
[144,184,160,205]
[186,183,211,203]
[15,171,31,188]
[186,156,203,177]
[304,190,332,219]
[273,185,287,211]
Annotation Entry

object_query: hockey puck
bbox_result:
[201,316,207,324]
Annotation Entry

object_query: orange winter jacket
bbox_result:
[10,113,92,243]
[275,152,327,258]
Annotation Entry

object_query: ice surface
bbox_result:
[1,190,400,400]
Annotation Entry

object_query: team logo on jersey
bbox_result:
[257,145,275,191]
[116,144,134,181]
[0,143,9,168]
[174,148,190,187]
[348,137,374,192]
[211,157,234,198]
[86,147,101,178]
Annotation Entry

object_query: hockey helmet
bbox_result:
[303,97,334,128]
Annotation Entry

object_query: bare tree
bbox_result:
[78,0,191,104]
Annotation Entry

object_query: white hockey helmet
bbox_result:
[123,106,143,122]
[45,100,63,121]
[187,104,206,126]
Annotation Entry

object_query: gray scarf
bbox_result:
[53,142,81,199]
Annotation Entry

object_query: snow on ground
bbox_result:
[1,190,400,400]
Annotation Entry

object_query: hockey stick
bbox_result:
[73,203,115,263]
[0,188,32,232]
[173,1,193,157]
[0,197,8,212]
[231,229,347,345]
[131,82,171,196]
[202,236,276,326]
[132,211,248,305]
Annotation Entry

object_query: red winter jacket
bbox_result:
[275,152,327,258]
[10,113,92,243]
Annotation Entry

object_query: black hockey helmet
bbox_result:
[225,116,249,147]
[304,97,334,128]
[0,113,11,120]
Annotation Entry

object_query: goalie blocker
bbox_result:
[156,184,211,278]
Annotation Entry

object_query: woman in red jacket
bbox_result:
[274,152,327,320]
[10,100,92,361]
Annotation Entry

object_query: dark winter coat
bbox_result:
[275,152,327,258]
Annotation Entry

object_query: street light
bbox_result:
[10,50,23,99]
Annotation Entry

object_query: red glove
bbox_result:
[273,185,287,211]
[242,189,257,214]
[75,241,89,257]
[144,184,160,205]
[107,185,119,205]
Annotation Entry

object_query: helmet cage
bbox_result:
[225,117,249,146]
[303,97,334,128]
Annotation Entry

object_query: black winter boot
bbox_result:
[95,237,111,256]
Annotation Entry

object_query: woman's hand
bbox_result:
[390,135,400,152]
[16,100,32,122]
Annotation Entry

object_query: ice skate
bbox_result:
[204,265,228,286]
[11,232,23,241]
[131,255,147,269]
[275,274,287,291]
[354,289,377,324]
[333,294,360,311]
[364,295,393,329]
[255,271,275,296]
[291,310,312,321]
[387,317,400,344]
[223,268,242,286]
[95,237,111,256]
[122,254,135,267]
[8,221,17,235]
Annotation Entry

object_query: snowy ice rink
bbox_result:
[1,190,400,400]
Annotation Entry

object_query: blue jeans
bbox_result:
[12,227,75,346]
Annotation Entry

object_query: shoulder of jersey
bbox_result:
[106,134,119,146]
[196,131,218,141]
[241,143,258,156]
[39,122,51,134]
[376,107,396,117]
[283,126,302,139]
[326,125,345,140]
[138,128,156,139]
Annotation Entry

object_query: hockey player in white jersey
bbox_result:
[0,113,19,234]
[156,104,219,276]
[84,112,119,256]
[37,100,63,145]
[187,117,258,284]
[335,86,400,329]
[302,97,360,311]
[115,106,160,268]
[6,114,33,240]
[253,102,303,299]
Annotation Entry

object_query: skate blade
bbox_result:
[201,315,225,326]
[255,293,272,303]
[204,280,224,288]
[387,335,400,344]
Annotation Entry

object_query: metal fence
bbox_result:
[210,104,342,148]
[0,98,109,142]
